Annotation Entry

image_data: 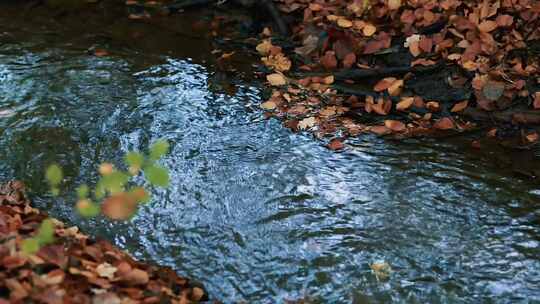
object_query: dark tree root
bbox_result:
[295,62,444,81]
[167,0,289,36]
[463,108,540,125]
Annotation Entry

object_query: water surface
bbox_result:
[0,4,539,303]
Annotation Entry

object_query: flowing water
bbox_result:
[0,3,539,303]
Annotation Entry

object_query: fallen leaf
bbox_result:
[451,100,469,112]
[267,73,287,86]
[260,101,277,110]
[328,138,345,150]
[369,125,391,135]
[396,97,414,111]
[256,40,273,55]
[337,18,353,28]
[482,81,505,101]
[370,261,392,281]
[533,92,540,109]
[374,77,397,92]
[387,79,404,96]
[487,128,497,137]
[96,263,117,280]
[387,0,401,10]
[478,20,498,32]
[363,23,377,36]
[298,117,317,130]
[384,120,406,132]
[321,51,338,70]
[433,117,455,130]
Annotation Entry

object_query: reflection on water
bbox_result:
[0,12,540,304]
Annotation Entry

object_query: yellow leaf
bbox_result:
[298,117,317,130]
[387,0,401,10]
[266,73,287,86]
[396,97,414,111]
[363,23,377,36]
[337,18,353,28]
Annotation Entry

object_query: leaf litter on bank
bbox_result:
[0,181,207,303]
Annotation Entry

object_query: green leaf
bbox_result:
[101,171,129,194]
[45,164,63,186]
[125,152,144,168]
[21,238,40,254]
[36,219,55,245]
[76,199,100,218]
[95,180,106,200]
[144,165,169,187]
[76,185,89,199]
[50,187,60,197]
[149,139,169,160]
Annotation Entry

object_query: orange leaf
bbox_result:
[374,77,397,92]
[533,92,540,109]
[478,20,497,32]
[433,117,455,130]
[328,138,345,150]
[384,120,406,132]
[387,79,404,96]
[451,100,468,112]
[321,51,338,70]
[369,125,391,135]
[496,15,513,27]
[102,193,137,221]
[486,128,497,137]
[396,97,414,111]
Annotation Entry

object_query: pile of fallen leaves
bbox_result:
[256,0,540,149]
[0,181,207,304]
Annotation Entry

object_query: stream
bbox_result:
[0,3,539,303]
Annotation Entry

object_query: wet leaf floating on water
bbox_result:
[370,261,392,281]
[328,138,344,150]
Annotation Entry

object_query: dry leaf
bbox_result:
[384,120,406,132]
[396,97,414,111]
[256,40,273,56]
[96,263,117,280]
[298,117,317,130]
[363,23,377,36]
[451,100,469,112]
[433,117,455,130]
[260,101,277,110]
[337,18,353,28]
[267,73,287,86]
[328,138,345,150]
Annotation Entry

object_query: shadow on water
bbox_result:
[0,2,539,303]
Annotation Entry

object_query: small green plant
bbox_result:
[23,139,171,254]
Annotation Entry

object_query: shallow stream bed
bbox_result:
[0,3,539,303]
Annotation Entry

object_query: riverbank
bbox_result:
[0,181,207,303]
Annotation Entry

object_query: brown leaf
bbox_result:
[122,269,149,285]
[396,97,414,111]
[337,18,353,28]
[369,125,391,135]
[328,139,345,150]
[433,117,455,130]
[496,14,513,27]
[533,92,540,109]
[260,101,277,110]
[374,77,397,92]
[363,23,377,36]
[256,40,273,55]
[387,0,401,10]
[321,51,338,70]
[266,73,287,86]
[384,120,406,132]
[451,100,469,112]
[342,52,356,69]
[387,79,404,96]
[478,20,497,32]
